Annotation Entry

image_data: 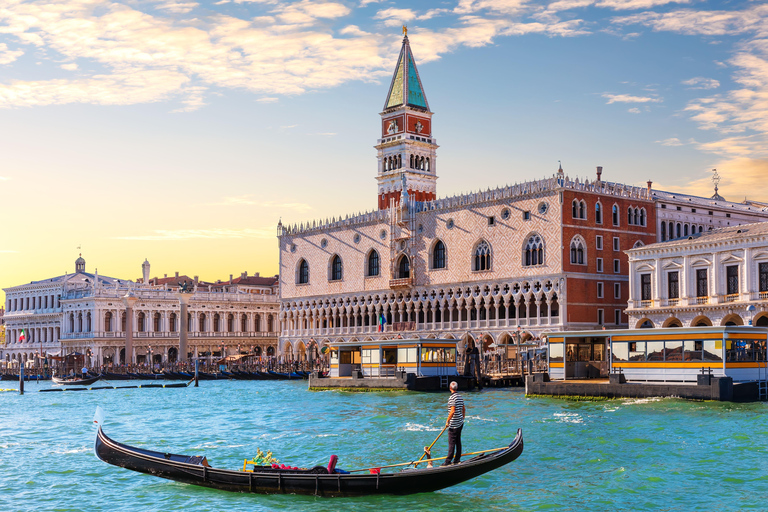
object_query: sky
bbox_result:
[2,0,768,302]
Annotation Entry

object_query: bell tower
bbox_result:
[376,28,438,210]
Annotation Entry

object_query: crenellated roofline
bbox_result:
[279,174,652,237]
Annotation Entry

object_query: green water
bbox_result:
[0,380,766,511]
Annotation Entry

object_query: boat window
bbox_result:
[330,351,339,364]
[397,347,417,363]
[646,342,665,361]
[421,347,452,363]
[566,344,578,361]
[629,342,646,361]
[549,343,564,362]
[445,348,456,363]
[340,351,352,364]
[361,349,380,365]
[665,341,683,361]
[382,349,396,364]
[726,339,766,362]
[611,342,628,362]
[703,340,722,362]
[683,340,702,362]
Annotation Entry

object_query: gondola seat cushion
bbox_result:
[328,455,338,473]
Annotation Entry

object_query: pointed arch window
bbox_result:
[474,240,492,271]
[367,250,380,277]
[398,254,410,278]
[330,255,343,281]
[627,207,633,225]
[524,234,544,267]
[570,236,586,265]
[297,259,309,284]
[612,204,619,226]
[579,201,586,219]
[640,208,646,226]
[432,240,446,269]
[572,200,578,218]
[595,202,602,224]
[661,222,666,241]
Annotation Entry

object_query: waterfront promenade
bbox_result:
[0,380,766,511]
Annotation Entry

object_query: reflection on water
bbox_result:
[0,381,766,511]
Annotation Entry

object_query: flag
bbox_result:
[378,313,387,332]
[18,329,26,342]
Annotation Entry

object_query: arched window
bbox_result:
[579,201,586,219]
[398,254,411,278]
[676,223,681,238]
[474,240,491,271]
[524,234,544,267]
[661,222,666,241]
[432,240,446,269]
[137,312,145,332]
[426,157,430,171]
[241,314,247,332]
[170,313,177,332]
[684,224,689,237]
[410,155,414,168]
[330,255,343,281]
[633,240,645,248]
[634,208,639,226]
[153,312,161,332]
[627,207,633,225]
[367,250,380,277]
[199,313,206,332]
[595,202,602,224]
[213,313,220,332]
[640,208,646,226]
[612,204,619,226]
[297,259,309,284]
[699,225,704,233]
[105,312,112,332]
[572,200,578,218]
[570,237,586,265]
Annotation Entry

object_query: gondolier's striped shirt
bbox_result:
[448,393,464,428]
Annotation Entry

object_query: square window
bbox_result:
[676,206,682,211]
[691,208,697,213]
[597,282,604,298]
[597,258,604,273]
[614,259,620,273]
[598,309,604,325]
[488,216,495,226]
[661,204,667,209]
[523,211,531,220]
[596,235,603,250]
[614,309,621,325]
[726,213,731,218]
[613,237,619,251]
[614,282,621,298]
[708,211,713,216]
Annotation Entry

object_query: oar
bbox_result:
[415,425,448,465]
[346,446,509,473]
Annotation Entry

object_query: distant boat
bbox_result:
[95,425,524,497]
[52,375,100,386]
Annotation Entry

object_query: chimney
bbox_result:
[194,275,198,284]
[596,166,602,182]
[164,273,167,278]
[647,180,653,195]
[241,272,247,278]
[175,271,179,278]
[255,272,260,277]
[229,274,233,283]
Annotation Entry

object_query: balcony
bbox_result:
[724,294,739,303]
[640,300,653,308]
[389,278,413,289]
[695,297,709,305]
[760,291,768,300]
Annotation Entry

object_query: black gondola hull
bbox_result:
[94,426,523,497]
[52,376,100,386]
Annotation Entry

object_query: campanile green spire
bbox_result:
[383,33,429,111]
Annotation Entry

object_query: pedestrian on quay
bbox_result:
[442,381,465,466]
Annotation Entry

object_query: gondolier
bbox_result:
[443,381,465,466]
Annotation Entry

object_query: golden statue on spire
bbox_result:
[403,25,407,36]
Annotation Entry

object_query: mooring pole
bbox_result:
[19,365,24,395]
[194,359,199,387]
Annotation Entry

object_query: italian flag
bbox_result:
[18,329,26,342]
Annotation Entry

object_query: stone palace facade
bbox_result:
[2,256,279,367]
[626,222,768,329]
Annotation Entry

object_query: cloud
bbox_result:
[211,196,314,211]
[548,0,689,11]
[256,97,278,103]
[602,93,662,104]
[682,77,720,90]
[628,107,641,113]
[114,228,276,240]
[60,62,78,71]
[657,137,683,146]
[375,8,418,27]
[156,1,199,14]
[0,43,23,65]
[674,158,768,202]
[455,0,530,15]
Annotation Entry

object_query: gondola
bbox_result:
[52,375,100,386]
[94,425,523,497]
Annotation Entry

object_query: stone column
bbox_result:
[122,292,137,365]
[176,292,191,363]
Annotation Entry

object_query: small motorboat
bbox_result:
[52,375,100,386]
[94,425,523,497]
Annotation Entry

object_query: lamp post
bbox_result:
[516,325,522,375]
[148,345,152,372]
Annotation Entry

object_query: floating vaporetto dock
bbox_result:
[528,326,768,401]
[309,338,473,391]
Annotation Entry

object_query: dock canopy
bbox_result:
[327,338,459,378]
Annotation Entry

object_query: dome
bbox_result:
[75,253,86,273]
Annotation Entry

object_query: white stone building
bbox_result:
[652,175,768,243]
[626,222,768,328]
[2,256,279,367]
